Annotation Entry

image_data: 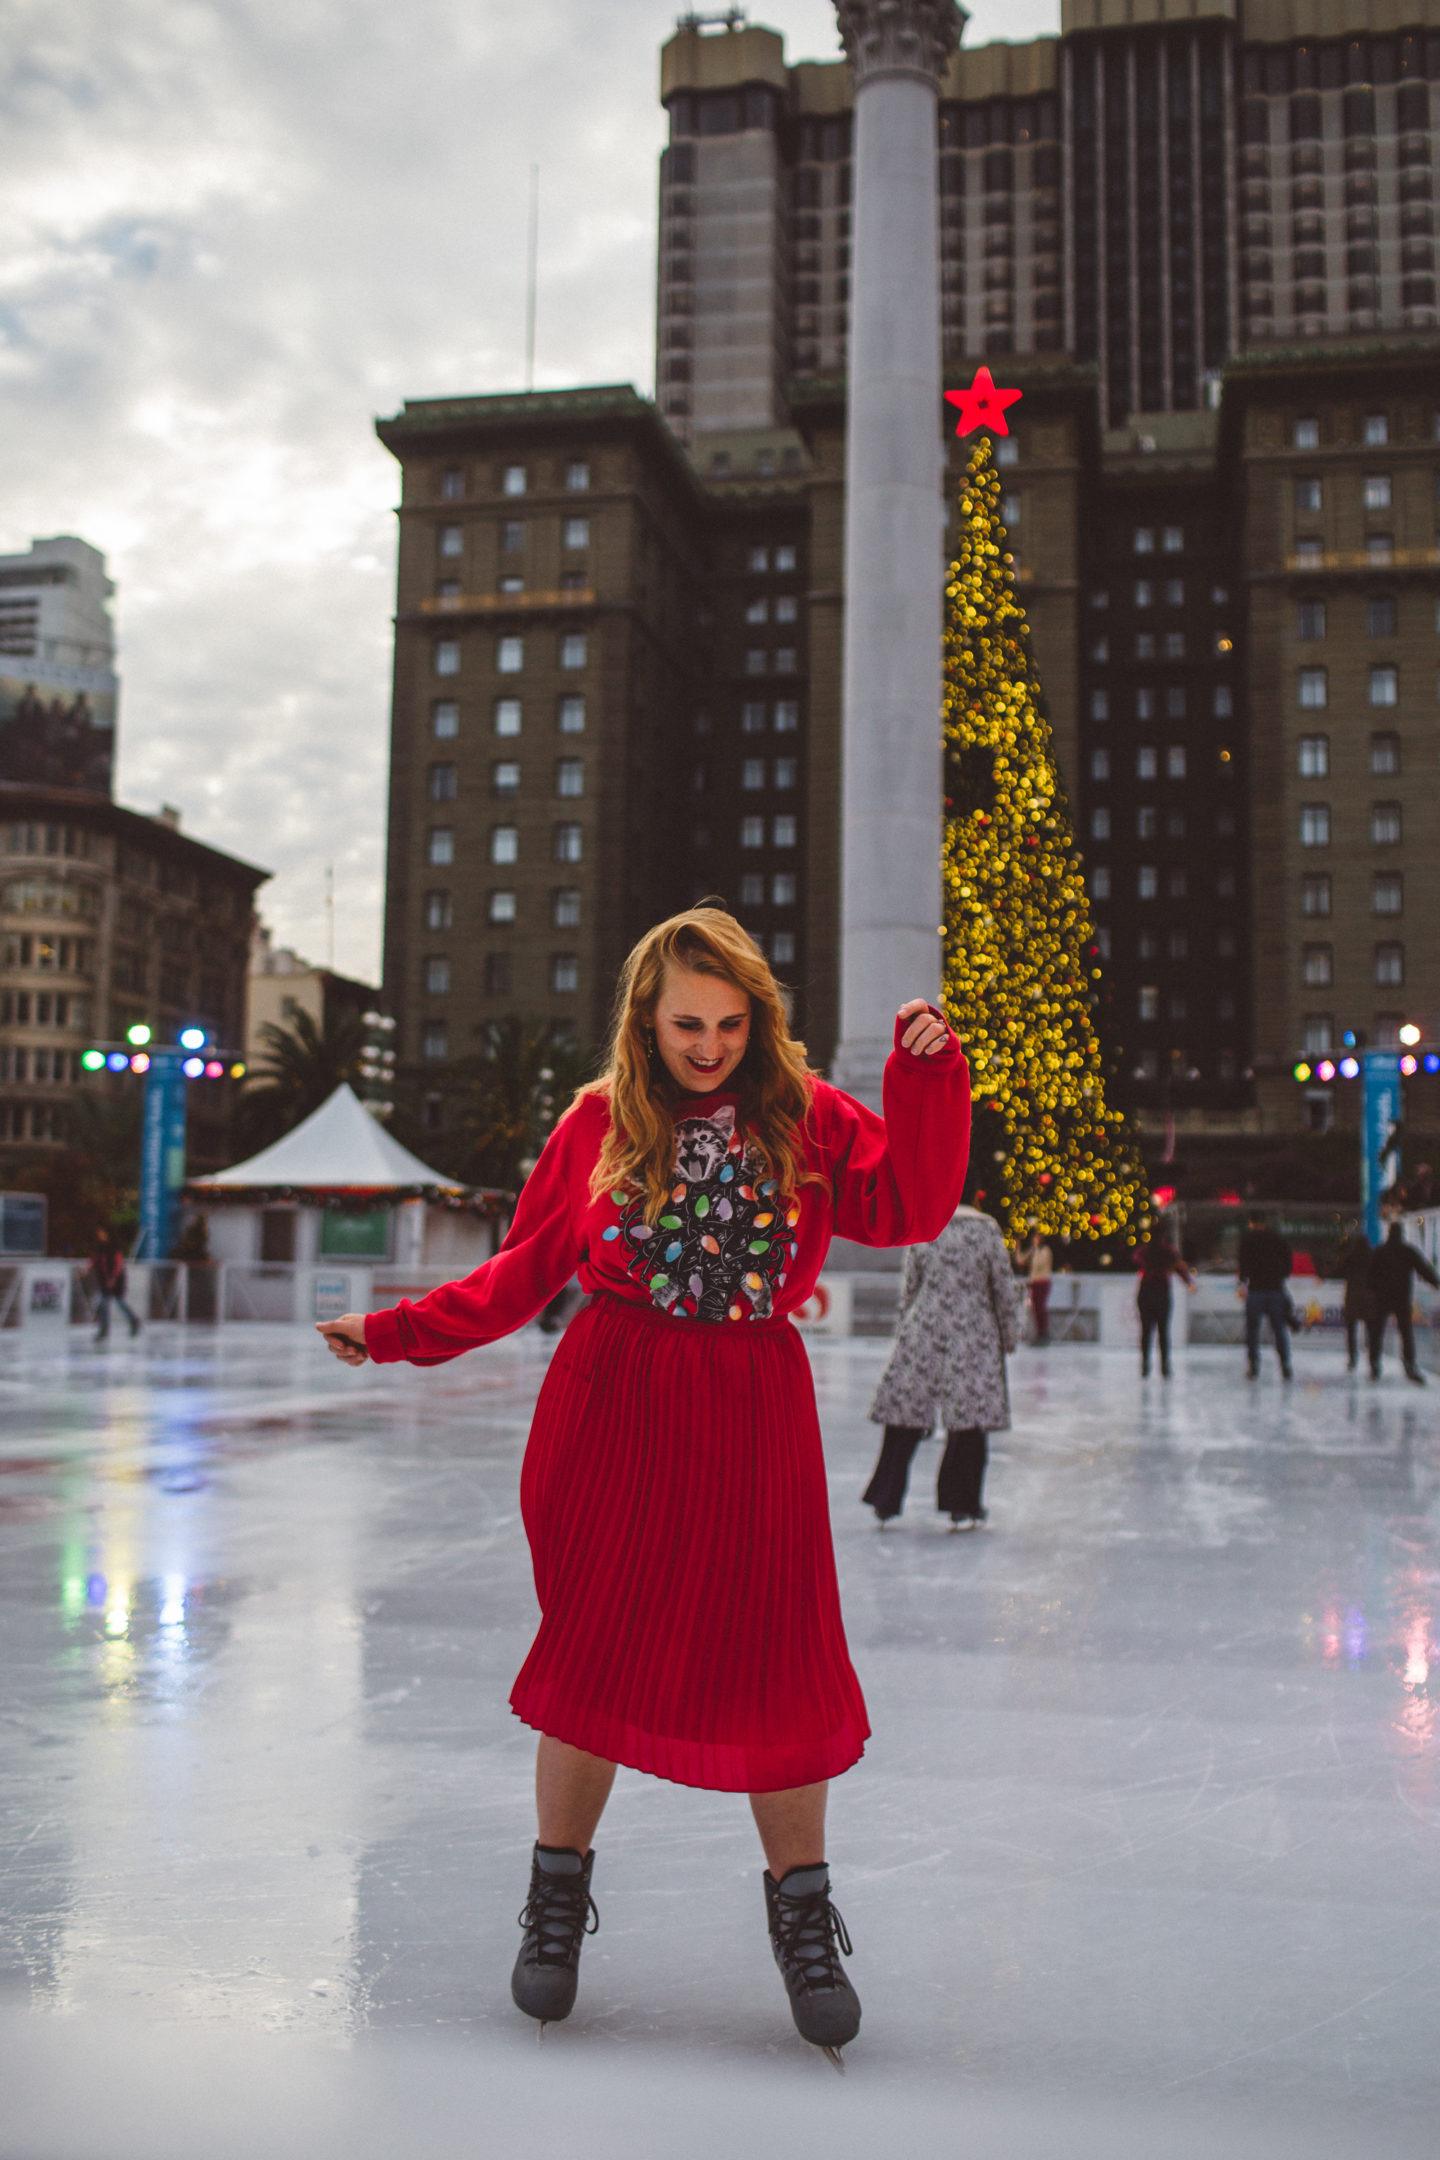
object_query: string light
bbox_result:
[940,437,1149,1242]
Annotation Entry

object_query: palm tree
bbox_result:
[238,1007,367,1150]
[392,1017,590,1191]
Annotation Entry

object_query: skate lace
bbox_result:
[772,1885,854,1994]
[517,1872,599,1968]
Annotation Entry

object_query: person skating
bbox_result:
[1134,1224,1195,1378]
[89,1228,141,1343]
[1366,1221,1438,1385]
[1015,1225,1054,1345]
[1334,1228,1376,1373]
[1237,1210,1293,1380]
[317,907,970,2056]
[862,1193,1016,1531]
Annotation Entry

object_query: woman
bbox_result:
[318,907,969,2056]
[863,1198,1017,1530]
[90,1227,141,1343]
[1134,1223,1195,1378]
[1015,1225,1054,1345]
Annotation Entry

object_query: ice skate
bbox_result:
[511,1843,597,2026]
[764,1862,860,2059]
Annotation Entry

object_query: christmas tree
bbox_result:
[941,435,1148,1242]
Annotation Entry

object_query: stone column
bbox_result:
[831,0,962,1105]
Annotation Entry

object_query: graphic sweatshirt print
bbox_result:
[363,1010,971,1365]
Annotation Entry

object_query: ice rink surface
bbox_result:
[2,1319,1437,2155]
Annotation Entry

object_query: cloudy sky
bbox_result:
[1,0,1059,984]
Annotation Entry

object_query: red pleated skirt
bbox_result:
[510,1292,870,1793]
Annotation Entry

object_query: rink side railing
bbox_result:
[1,1214,1437,1368]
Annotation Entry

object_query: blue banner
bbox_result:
[1360,1050,1402,1246]
[139,1054,189,1261]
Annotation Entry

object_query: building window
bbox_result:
[1137,806,1157,839]
[1371,801,1401,845]
[1091,866,1111,900]
[1369,665,1398,706]
[432,700,459,739]
[740,817,764,849]
[742,758,765,791]
[995,437,1019,468]
[1162,526,1184,554]
[775,649,797,674]
[552,887,580,928]
[1293,417,1319,449]
[435,639,461,676]
[488,889,517,924]
[748,546,769,573]
[1294,538,1323,566]
[503,464,526,496]
[1134,580,1153,608]
[1363,413,1389,446]
[1139,634,1159,661]
[1091,748,1110,781]
[746,598,769,626]
[1300,804,1330,846]
[501,519,525,553]
[441,466,465,500]
[776,754,797,793]
[1294,477,1323,513]
[1166,687,1186,719]
[771,930,796,966]
[553,822,583,863]
[775,699,800,732]
[492,760,521,795]
[744,650,767,677]
[1163,633,1186,660]
[772,872,797,906]
[563,516,590,551]
[551,953,579,994]
[1298,667,1328,708]
[429,762,458,802]
[739,873,764,908]
[1165,580,1184,608]
[1297,734,1329,777]
[1214,685,1233,717]
[439,524,465,560]
[422,1022,448,1060]
[428,827,454,866]
[1091,807,1111,839]
[490,825,518,864]
[1166,745,1186,779]
[483,953,512,996]
[560,634,587,670]
[1375,942,1404,986]
[497,635,524,674]
[1001,493,1022,525]
[1297,599,1326,640]
[1372,873,1403,915]
[1370,732,1400,775]
[1363,474,1392,511]
[774,545,797,572]
[565,461,590,492]
[551,694,584,736]
[773,815,797,847]
[1135,746,1157,780]
[774,595,798,624]
[741,701,766,734]
[1134,527,1155,554]
[1138,866,1158,900]
[556,758,584,798]
[1302,944,1333,986]
[424,956,451,996]
[425,890,453,929]
[1138,985,1160,1021]
[494,697,522,736]
[1366,534,1393,563]
[1089,690,1109,722]
[1366,594,1397,638]
[1302,1013,1333,1055]
[1301,874,1331,917]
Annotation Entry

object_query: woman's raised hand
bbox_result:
[316,1314,370,1367]
[897,998,950,1058]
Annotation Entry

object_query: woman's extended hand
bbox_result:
[316,1314,369,1367]
[897,998,950,1058]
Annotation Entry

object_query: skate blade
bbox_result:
[821,2045,846,2075]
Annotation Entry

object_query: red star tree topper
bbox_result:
[944,366,1023,438]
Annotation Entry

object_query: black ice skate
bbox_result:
[511,1843,598,2026]
[764,1862,861,2059]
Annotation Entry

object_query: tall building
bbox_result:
[375,3,1439,1173]
[0,786,267,1167]
[0,537,119,794]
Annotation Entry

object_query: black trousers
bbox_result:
[1138,1292,1172,1374]
[1368,1301,1417,1375]
[863,1424,988,1521]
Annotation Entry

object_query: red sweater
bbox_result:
[364,1011,971,1365]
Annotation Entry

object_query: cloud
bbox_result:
[0,0,1057,984]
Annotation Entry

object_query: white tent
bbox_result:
[189,1084,464,1194]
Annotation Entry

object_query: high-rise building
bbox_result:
[0,537,119,794]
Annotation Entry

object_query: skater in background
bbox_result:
[316,907,970,2059]
[1237,1210,1293,1381]
[1334,1226,1375,1373]
[1367,1220,1438,1386]
[1015,1224,1053,1345]
[1134,1222,1194,1378]
[863,1193,1017,1531]
[89,1228,141,1343]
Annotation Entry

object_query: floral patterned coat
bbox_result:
[868,1207,1019,1433]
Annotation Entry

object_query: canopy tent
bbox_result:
[186,1084,502,1208]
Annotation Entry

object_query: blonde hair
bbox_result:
[581,905,822,1223]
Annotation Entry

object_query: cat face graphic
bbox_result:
[673,1103,736,1184]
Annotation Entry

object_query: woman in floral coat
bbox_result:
[862,1202,1018,1529]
